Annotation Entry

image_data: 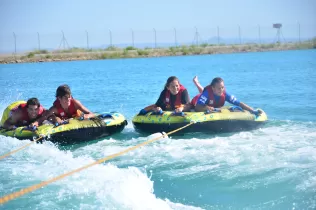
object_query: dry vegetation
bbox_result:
[1,40,315,64]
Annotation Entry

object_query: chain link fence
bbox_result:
[1,23,315,54]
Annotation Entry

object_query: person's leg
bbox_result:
[193,76,203,93]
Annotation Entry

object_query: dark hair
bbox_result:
[26,98,40,108]
[210,77,224,87]
[56,84,71,97]
[164,76,179,89]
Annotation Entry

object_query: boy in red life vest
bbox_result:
[194,77,262,115]
[140,76,191,114]
[39,84,96,125]
[2,98,45,130]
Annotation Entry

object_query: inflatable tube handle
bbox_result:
[171,111,185,117]
[229,106,244,112]
[21,125,37,132]
[53,120,69,128]
[151,110,164,116]
[138,109,148,116]
[97,113,115,119]
[204,108,221,114]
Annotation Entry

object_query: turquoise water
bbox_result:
[0,50,316,209]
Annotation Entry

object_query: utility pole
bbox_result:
[258,25,261,44]
[194,27,199,46]
[62,31,65,49]
[86,30,89,49]
[298,22,301,43]
[131,28,134,47]
[153,28,157,48]
[58,30,70,49]
[13,32,16,56]
[37,32,41,50]
[174,28,177,47]
[238,25,241,44]
[109,29,112,47]
[217,26,220,45]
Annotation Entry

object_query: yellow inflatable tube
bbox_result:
[0,101,26,126]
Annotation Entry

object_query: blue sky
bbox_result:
[0,0,315,52]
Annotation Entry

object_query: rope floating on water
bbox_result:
[0,121,195,205]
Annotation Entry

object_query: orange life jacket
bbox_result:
[53,98,81,119]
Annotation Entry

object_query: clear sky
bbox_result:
[0,0,315,52]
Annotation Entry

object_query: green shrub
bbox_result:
[125,46,137,50]
[27,52,35,58]
[200,43,208,47]
[108,52,121,59]
[105,46,118,51]
[137,49,149,56]
[99,53,109,59]
[169,47,178,55]
[182,48,189,55]
[123,49,129,57]
[32,49,48,54]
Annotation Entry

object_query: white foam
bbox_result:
[1,109,316,208]
[75,122,316,192]
[0,135,202,209]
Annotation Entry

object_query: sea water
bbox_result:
[0,49,315,209]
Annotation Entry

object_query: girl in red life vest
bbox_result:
[142,76,191,113]
[194,77,262,115]
[39,84,96,124]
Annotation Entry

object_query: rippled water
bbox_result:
[1,49,315,209]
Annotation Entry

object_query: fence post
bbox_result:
[258,25,261,44]
[238,25,241,44]
[62,31,65,49]
[109,29,112,47]
[37,32,41,50]
[217,26,220,45]
[174,28,177,47]
[153,28,157,48]
[131,28,134,47]
[297,22,301,43]
[13,32,17,56]
[195,27,199,46]
[86,30,89,49]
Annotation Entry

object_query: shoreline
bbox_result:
[1,42,315,64]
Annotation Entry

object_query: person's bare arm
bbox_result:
[182,103,192,112]
[74,99,96,119]
[35,107,59,125]
[239,102,262,115]
[3,111,21,130]
[144,104,157,111]
[194,104,216,112]
[175,104,192,112]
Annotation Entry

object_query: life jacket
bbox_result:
[17,103,44,126]
[53,98,81,119]
[164,85,186,109]
[191,93,202,107]
[205,85,226,108]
